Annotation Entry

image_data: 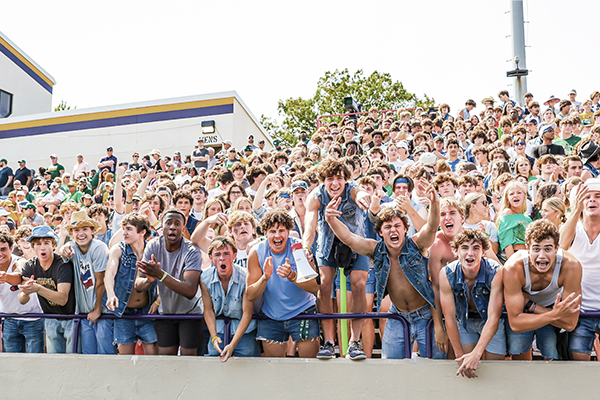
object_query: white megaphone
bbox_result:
[291,243,318,283]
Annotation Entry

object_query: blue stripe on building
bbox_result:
[0,42,53,94]
[0,103,234,139]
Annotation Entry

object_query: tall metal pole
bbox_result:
[510,0,527,105]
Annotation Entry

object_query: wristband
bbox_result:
[288,270,297,282]
[154,301,160,306]
[159,271,167,282]
[531,302,536,314]
[153,221,161,229]
[126,201,132,204]
[524,300,534,313]
[211,335,219,344]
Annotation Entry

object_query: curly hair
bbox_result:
[260,209,295,232]
[317,157,351,182]
[525,219,559,247]
[373,208,409,235]
[450,229,491,252]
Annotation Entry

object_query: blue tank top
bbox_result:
[256,237,316,321]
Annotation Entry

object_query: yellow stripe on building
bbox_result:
[0,97,235,132]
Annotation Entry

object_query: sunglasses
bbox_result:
[479,199,489,206]
[515,141,526,146]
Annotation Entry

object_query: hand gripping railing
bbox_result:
[0,312,412,358]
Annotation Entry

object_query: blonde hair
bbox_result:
[542,197,566,224]
[500,181,528,214]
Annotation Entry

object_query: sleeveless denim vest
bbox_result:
[445,257,500,330]
[103,242,158,317]
[315,181,365,259]
[372,237,435,312]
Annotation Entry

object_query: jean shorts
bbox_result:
[114,307,158,345]
[458,317,507,356]
[569,317,600,355]
[256,305,320,343]
[505,319,558,359]
[382,303,446,359]
[333,268,376,296]
[317,252,370,272]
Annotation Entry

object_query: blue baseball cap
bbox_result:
[290,180,309,192]
[27,225,59,242]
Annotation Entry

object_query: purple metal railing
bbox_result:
[0,312,411,358]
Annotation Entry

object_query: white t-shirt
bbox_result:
[463,220,499,244]
[567,221,600,311]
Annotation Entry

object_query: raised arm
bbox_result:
[136,169,156,197]
[301,191,320,250]
[191,213,228,253]
[413,184,440,251]
[114,166,125,215]
[252,174,276,211]
[560,184,588,250]
[324,197,376,258]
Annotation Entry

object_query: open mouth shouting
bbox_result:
[534,259,550,272]
[389,233,400,246]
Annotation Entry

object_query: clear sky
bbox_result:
[1,0,598,127]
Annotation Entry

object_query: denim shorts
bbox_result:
[114,307,157,345]
[569,317,600,355]
[317,252,370,272]
[207,329,260,357]
[505,319,558,359]
[333,268,376,296]
[382,303,446,359]
[458,317,507,356]
[256,305,320,343]
[2,318,44,353]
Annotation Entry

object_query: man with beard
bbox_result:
[136,209,203,356]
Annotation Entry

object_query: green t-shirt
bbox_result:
[47,163,65,179]
[67,191,83,204]
[553,135,581,156]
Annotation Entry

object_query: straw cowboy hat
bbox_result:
[66,210,101,233]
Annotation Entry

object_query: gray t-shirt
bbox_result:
[67,239,109,314]
[144,236,203,314]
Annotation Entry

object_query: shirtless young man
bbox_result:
[324,184,446,359]
[503,219,582,360]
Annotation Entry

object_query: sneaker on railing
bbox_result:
[317,340,336,359]
[346,341,366,360]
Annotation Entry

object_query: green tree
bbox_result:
[54,100,75,111]
[263,69,435,146]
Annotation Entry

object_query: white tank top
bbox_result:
[522,249,563,308]
[568,221,600,311]
[0,256,43,320]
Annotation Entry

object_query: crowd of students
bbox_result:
[0,89,599,376]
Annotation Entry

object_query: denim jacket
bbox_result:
[315,181,365,259]
[103,242,158,317]
[445,257,500,330]
[373,237,435,312]
[203,264,257,336]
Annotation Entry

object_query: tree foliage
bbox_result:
[54,100,75,112]
[262,69,435,146]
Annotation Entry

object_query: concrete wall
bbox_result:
[0,53,53,117]
[0,355,595,399]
